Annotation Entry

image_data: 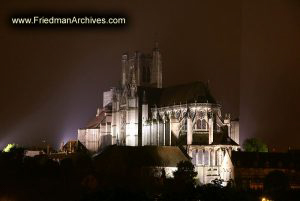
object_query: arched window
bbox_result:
[196,119,201,129]
[210,151,214,166]
[195,119,207,130]
[204,150,209,166]
[201,119,207,129]
[198,150,203,165]
[192,150,196,164]
[216,149,222,166]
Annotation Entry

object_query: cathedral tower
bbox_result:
[121,43,162,89]
[151,42,162,88]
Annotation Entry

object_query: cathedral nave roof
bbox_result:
[138,81,217,108]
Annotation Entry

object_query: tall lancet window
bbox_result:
[198,150,203,165]
[192,150,197,164]
[142,65,150,83]
[182,119,187,132]
[201,119,207,129]
[196,119,207,130]
[204,150,209,166]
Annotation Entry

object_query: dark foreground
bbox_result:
[0,148,299,201]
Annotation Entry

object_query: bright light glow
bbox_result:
[3,143,15,152]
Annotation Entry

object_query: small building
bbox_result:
[24,146,53,157]
[48,141,88,162]
[24,149,46,157]
[61,140,88,154]
[93,145,189,178]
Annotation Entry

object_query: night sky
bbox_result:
[1,0,299,151]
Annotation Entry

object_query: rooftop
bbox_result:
[232,151,300,169]
[94,145,189,167]
[138,81,217,108]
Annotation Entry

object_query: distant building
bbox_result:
[232,151,300,190]
[78,44,240,184]
[61,140,88,154]
[24,149,45,157]
[47,140,88,162]
[23,146,53,157]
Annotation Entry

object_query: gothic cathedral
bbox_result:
[78,44,240,184]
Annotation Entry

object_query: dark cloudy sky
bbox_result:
[0,0,299,151]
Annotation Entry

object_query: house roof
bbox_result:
[93,145,189,168]
[63,140,88,152]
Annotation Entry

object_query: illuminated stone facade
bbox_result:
[78,44,240,184]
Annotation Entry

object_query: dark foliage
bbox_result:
[243,138,268,152]
[0,149,299,201]
[0,149,93,201]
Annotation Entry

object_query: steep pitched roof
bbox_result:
[85,114,105,129]
[83,108,111,129]
[138,81,217,108]
[159,81,216,106]
[63,140,88,152]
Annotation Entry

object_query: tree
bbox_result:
[162,161,198,201]
[173,160,198,186]
[211,178,224,187]
[3,143,16,152]
[243,138,268,152]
